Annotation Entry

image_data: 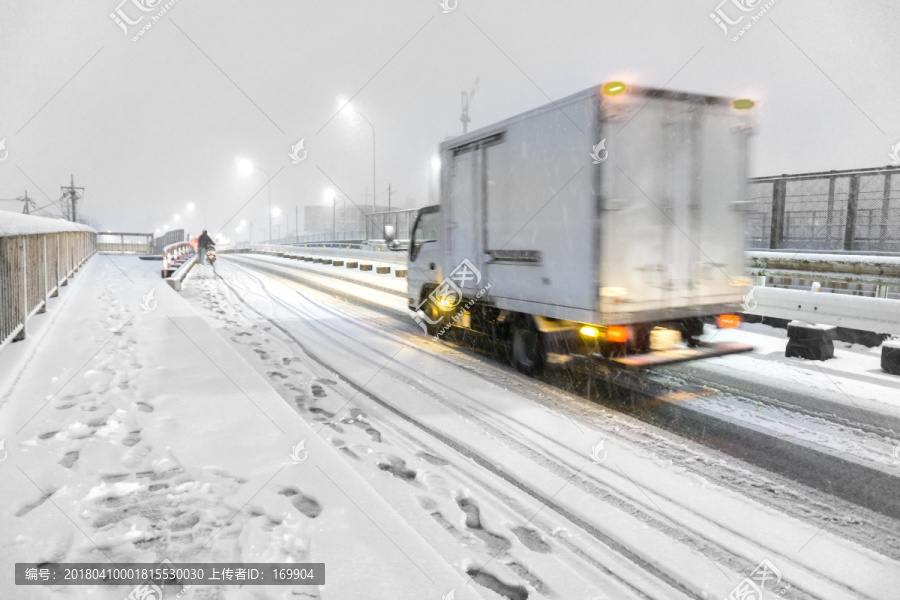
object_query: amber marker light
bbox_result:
[602,81,627,95]
[718,314,741,329]
[606,325,629,343]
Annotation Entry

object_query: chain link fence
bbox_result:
[746,166,900,253]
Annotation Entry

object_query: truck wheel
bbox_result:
[420,290,443,337]
[509,319,544,374]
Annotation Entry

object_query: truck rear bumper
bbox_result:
[607,341,753,370]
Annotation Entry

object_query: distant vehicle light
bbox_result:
[603,81,626,95]
[438,297,453,309]
[718,314,741,328]
[606,325,629,343]
[733,98,755,110]
[580,325,600,338]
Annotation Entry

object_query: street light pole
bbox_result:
[236,158,273,242]
[332,195,346,241]
[254,166,272,241]
[355,112,376,214]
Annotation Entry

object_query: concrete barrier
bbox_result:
[395,269,407,278]
[313,257,323,264]
[333,260,345,267]
[376,266,391,274]
[346,261,358,268]
[785,321,836,361]
[323,259,333,265]
[360,263,373,271]
[882,341,900,375]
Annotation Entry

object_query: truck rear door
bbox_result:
[599,94,750,321]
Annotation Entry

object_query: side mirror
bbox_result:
[383,225,396,245]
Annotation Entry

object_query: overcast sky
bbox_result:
[1,0,898,236]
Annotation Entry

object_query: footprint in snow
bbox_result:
[505,561,550,596]
[310,384,326,398]
[15,493,54,517]
[308,406,335,419]
[375,455,417,482]
[456,497,511,554]
[59,451,80,469]
[278,487,322,519]
[135,401,154,413]
[122,431,142,447]
[466,568,529,600]
[510,526,552,553]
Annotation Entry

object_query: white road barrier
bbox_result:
[750,286,900,335]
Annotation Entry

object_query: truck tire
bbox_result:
[420,288,443,337]
[509,318,545,374]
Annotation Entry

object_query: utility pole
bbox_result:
[388,184,392,211]
[295,206,299,239]
[60,174,84,222]
[19,190,37,214]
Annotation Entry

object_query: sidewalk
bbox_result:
[0,255,471,599]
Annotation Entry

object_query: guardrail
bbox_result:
[234,243,408,266]
[749,286,900,336]
[1,216,96,351]
[162,242,195,279]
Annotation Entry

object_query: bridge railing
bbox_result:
[746,165,900,252]
[1,215,96,351]
[97,232,153,254]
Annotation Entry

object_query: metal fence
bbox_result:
[746,165,900,252]
[260,209,418,246]
[264,231,367,246]
[1,228,96,350]
[153,229,186,254]
[97,232,153,254]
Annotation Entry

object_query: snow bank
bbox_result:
[0,212,96,236]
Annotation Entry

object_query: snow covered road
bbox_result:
[2,252,899,599]
[184,255,900,599]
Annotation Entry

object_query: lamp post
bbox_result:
[333,198,347,241]
[326,188,347,242]
[337,98,376,213]
[272,207,287,241]
[236,158,272,241]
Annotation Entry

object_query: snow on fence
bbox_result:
[0,214,96,350]
[747,250,900,299]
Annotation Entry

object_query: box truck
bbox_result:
[404,82,755,372]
